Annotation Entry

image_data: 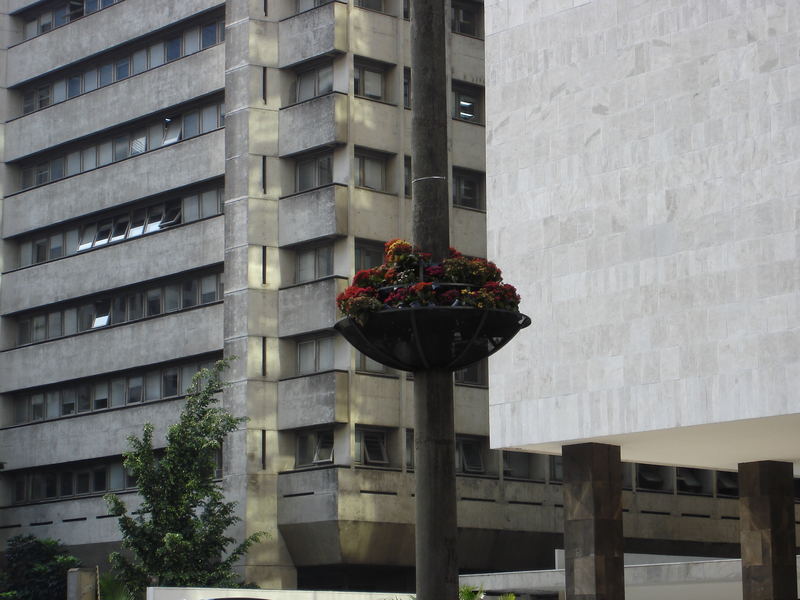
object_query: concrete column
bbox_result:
[562,443,625,600]
[738,460,797,600]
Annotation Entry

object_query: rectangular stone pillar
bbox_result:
[562,443,625,600]
[738,460,797,600]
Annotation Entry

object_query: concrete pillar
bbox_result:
[738,460,797,600]
[562,443,625,600]
[66,568,96,600]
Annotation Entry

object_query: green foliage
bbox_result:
[105,359,265,598]
[458,585,484,600]
[0,534,81,600]
[98,572,130,600]
[498,593,516,600]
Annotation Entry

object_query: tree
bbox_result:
[0,534,81,600]
[105,359,264,597]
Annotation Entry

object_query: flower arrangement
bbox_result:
[337,239,521,323]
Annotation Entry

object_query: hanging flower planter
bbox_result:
[334,240,531,372]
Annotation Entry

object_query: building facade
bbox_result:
[485,0,800,596]
[0,0,776,593]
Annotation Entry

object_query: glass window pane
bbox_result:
[201,105,217,133]
[93,220,112,247]
[14,398,28,424]
[82,146,97,170]
[92,299,111,327]
[130,130,147,155]
[149,123,164,150]
[145,371,161,401]
[75,472,90,494]
[19,241,32,267]
[77,304,93,331]
[145,205,163,233]
[29,394,44,421]
[182,279,198,308]
[163,120,181,145]
[201,190,217,217]
[98,141,113,166]
[67,75,81,98]
[54,6,68,27]
[113,135,129,161]
[164,284,181,312]
[63,307,77,335]
[297,250,314,283]
[183,111,199,138]
[149,41,165,67]
[24,19,37,40]
[83,68,97,92]
[65,228,79,255]
[318,337,334,371]
[39,12,52,33]
[132,49,147,74]
[85,0,98,12]
[298,341,315,374]
[35,162,49,185]
[69,0,83,20]
[200,275,217,303]
[319,65,333,94]
[47,311,61,338]
[129,209,146,237]
[184,27,200,54]
[32,315,46,342]
[47,391,60,419]
[127,375,143,403]
[50,157,64,181]
[110,378,126,407]
[115,58,130,80]
[111,296,126,324]
[127,293,143,320]
[297,159,314,191]
[33,238,47,263]
[76,385,91,412]
[162,368,179,397]
[94,381,108,409]
[18,319,31,345]
[146,288,162,316]
[109,464,125,490]
[201,23,217,48]
[297,70,315,102]
[53,79,66,103]
[61,389,76,415]
[93,469,107,492]
[78,223,96,251]
[161,200,181,228]
[110,215,129,242]
[181,364,197,394]
[66,151,81,176]
[165,37,181,62]
[183,195,199,221]
[98,63,113,87]
[364,69,382,99]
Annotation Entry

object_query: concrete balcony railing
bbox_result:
[278,184,348,247]
[278,1,347,68]
[349,5,399,65]
[277,276,346,337]
[451,33,485,85]
[0,398,185,470]
[7,0,223,85]
[451,206,487,258]
[278,93,347,157]
[451,119,486,172]
[0,303,223,392]
[3,130,224,238]
[6,46,224,161]
[349,187,400,243]
[1,217,223,314]
[277,370,348,430]
[350,96,401,153]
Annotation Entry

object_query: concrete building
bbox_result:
[0,0,782,593]
[485,0,800,597]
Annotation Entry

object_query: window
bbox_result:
[356,351,386,374]
[403,68,411,108]
[296,245,333,283]
[452,168,484,210]
[636,464,674,493]
[676,467,710,495]
[405,429,414,469]
[18,100,224,190]
[295,62,333,102]
[355,241,384,271]
[503,451,538,480]
[12,459,134,505]
[22,0,125,42]
[549,455,563,483]
[453,83,483,123]
[354,150,386,191]
[354,61,385,101]
[451,1,482,37]
[716,471,739,498]
[296,153,332,192]
[297,336,334,374]
[296,0,329,13]
[403,0,410,19]
[455,359,487,386]
[455,437,485,474]
[355,428,389,465]
[355,0,383,11]
[404,156,412,197]
[296,429,334,467]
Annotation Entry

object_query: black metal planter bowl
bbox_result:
[334,306,532,372]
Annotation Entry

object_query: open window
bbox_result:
[456,436,485,474]
[636,463,674,493]
[296,429,335,467]
[355,428,389,465]
[716,471,739,498]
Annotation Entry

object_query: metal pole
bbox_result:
[411,1,458,599]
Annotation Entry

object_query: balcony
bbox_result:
[450,32,485,85]
[0,303,222,392]
[451,119,486,172]
[3,130,224,238]
[278,277,346,337]
[279,93,348,157]
[1,217,223,314]
[350,96,400,153]
[6,46,224,161]
[0,399,184,470]
[278,184,348,247]
[277,370,348,430]
[349,187,400,243]
[278,1,347,69]
[7,0,223,86]
[451,206,487,258]
[349,5,399,65]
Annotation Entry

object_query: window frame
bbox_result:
[354,427,389,466]
[452,167,485,211]
[354,60,387,102]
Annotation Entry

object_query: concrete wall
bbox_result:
[485,0,800,470]
[278,184,348,247]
